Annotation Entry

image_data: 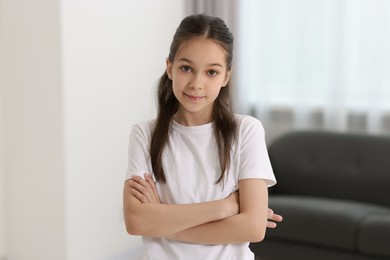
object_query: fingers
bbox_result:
[129,174,161,204]
[144,173,161,203]
[267,221,277,228]
[267,208,283,222]
[128,179,153,202]
[267,209,278,228]
[267,208,274,220]
[272,213,283,222]
[267,208,283,229]
[144,173,158,195]
[131,187,149,203]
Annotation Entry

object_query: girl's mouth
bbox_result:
[185,93,204,101]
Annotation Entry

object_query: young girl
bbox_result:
[123,14,282,260]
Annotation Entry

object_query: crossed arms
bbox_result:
[123,173,282,245]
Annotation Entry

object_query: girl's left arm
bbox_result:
[167,178,268,244]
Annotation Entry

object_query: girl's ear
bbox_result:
[222,68,232,87]
[166,58,173,80]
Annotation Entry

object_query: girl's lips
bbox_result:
[185,93,204,101]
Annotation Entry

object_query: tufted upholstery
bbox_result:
[251,131,390,260]
[268,131,390,207]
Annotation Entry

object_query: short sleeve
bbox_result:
[125,121,153,181]
[238,116,276,187]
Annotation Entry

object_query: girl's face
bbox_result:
[166,37,231,126]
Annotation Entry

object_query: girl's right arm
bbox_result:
[123,177,239,237]
[126,174,283,244]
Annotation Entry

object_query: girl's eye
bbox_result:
[208,70,218,77]
[180,66,192,72]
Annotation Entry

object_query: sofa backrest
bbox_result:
[269,131,390,207]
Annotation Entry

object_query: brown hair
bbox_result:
[150,14,236,183]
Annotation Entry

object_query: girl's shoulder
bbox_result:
[234,114,264,131]
[132,118,155,130]
[130,118,156,139]
[234,114,266,141]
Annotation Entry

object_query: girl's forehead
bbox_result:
[174,38,227,65]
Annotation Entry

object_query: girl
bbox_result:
[123,14,282,260]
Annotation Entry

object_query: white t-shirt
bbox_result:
[126,114,276,260]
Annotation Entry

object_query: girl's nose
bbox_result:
[190,73,204,89]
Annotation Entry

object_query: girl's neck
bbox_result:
[173,111,212,126]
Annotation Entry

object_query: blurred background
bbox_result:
[0,0,389,259]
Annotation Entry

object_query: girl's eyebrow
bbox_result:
[177,58,224,68]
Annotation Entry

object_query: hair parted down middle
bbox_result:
[150,13,237,184]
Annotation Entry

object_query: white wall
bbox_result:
[0,109,4,260]
[0,1,5,256]
[0,0,5,255]
[1,0,66,259]
[0,92,5,259]
[0,0,184,259]
[61,1,184,259]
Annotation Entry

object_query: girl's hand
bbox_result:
[267,208,283,228]
[128,173,161,204]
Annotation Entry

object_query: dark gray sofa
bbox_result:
[250,131,390,260]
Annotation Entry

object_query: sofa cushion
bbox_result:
[267,195,390,251]
[358,215,390,257]
[268,131,390,208]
